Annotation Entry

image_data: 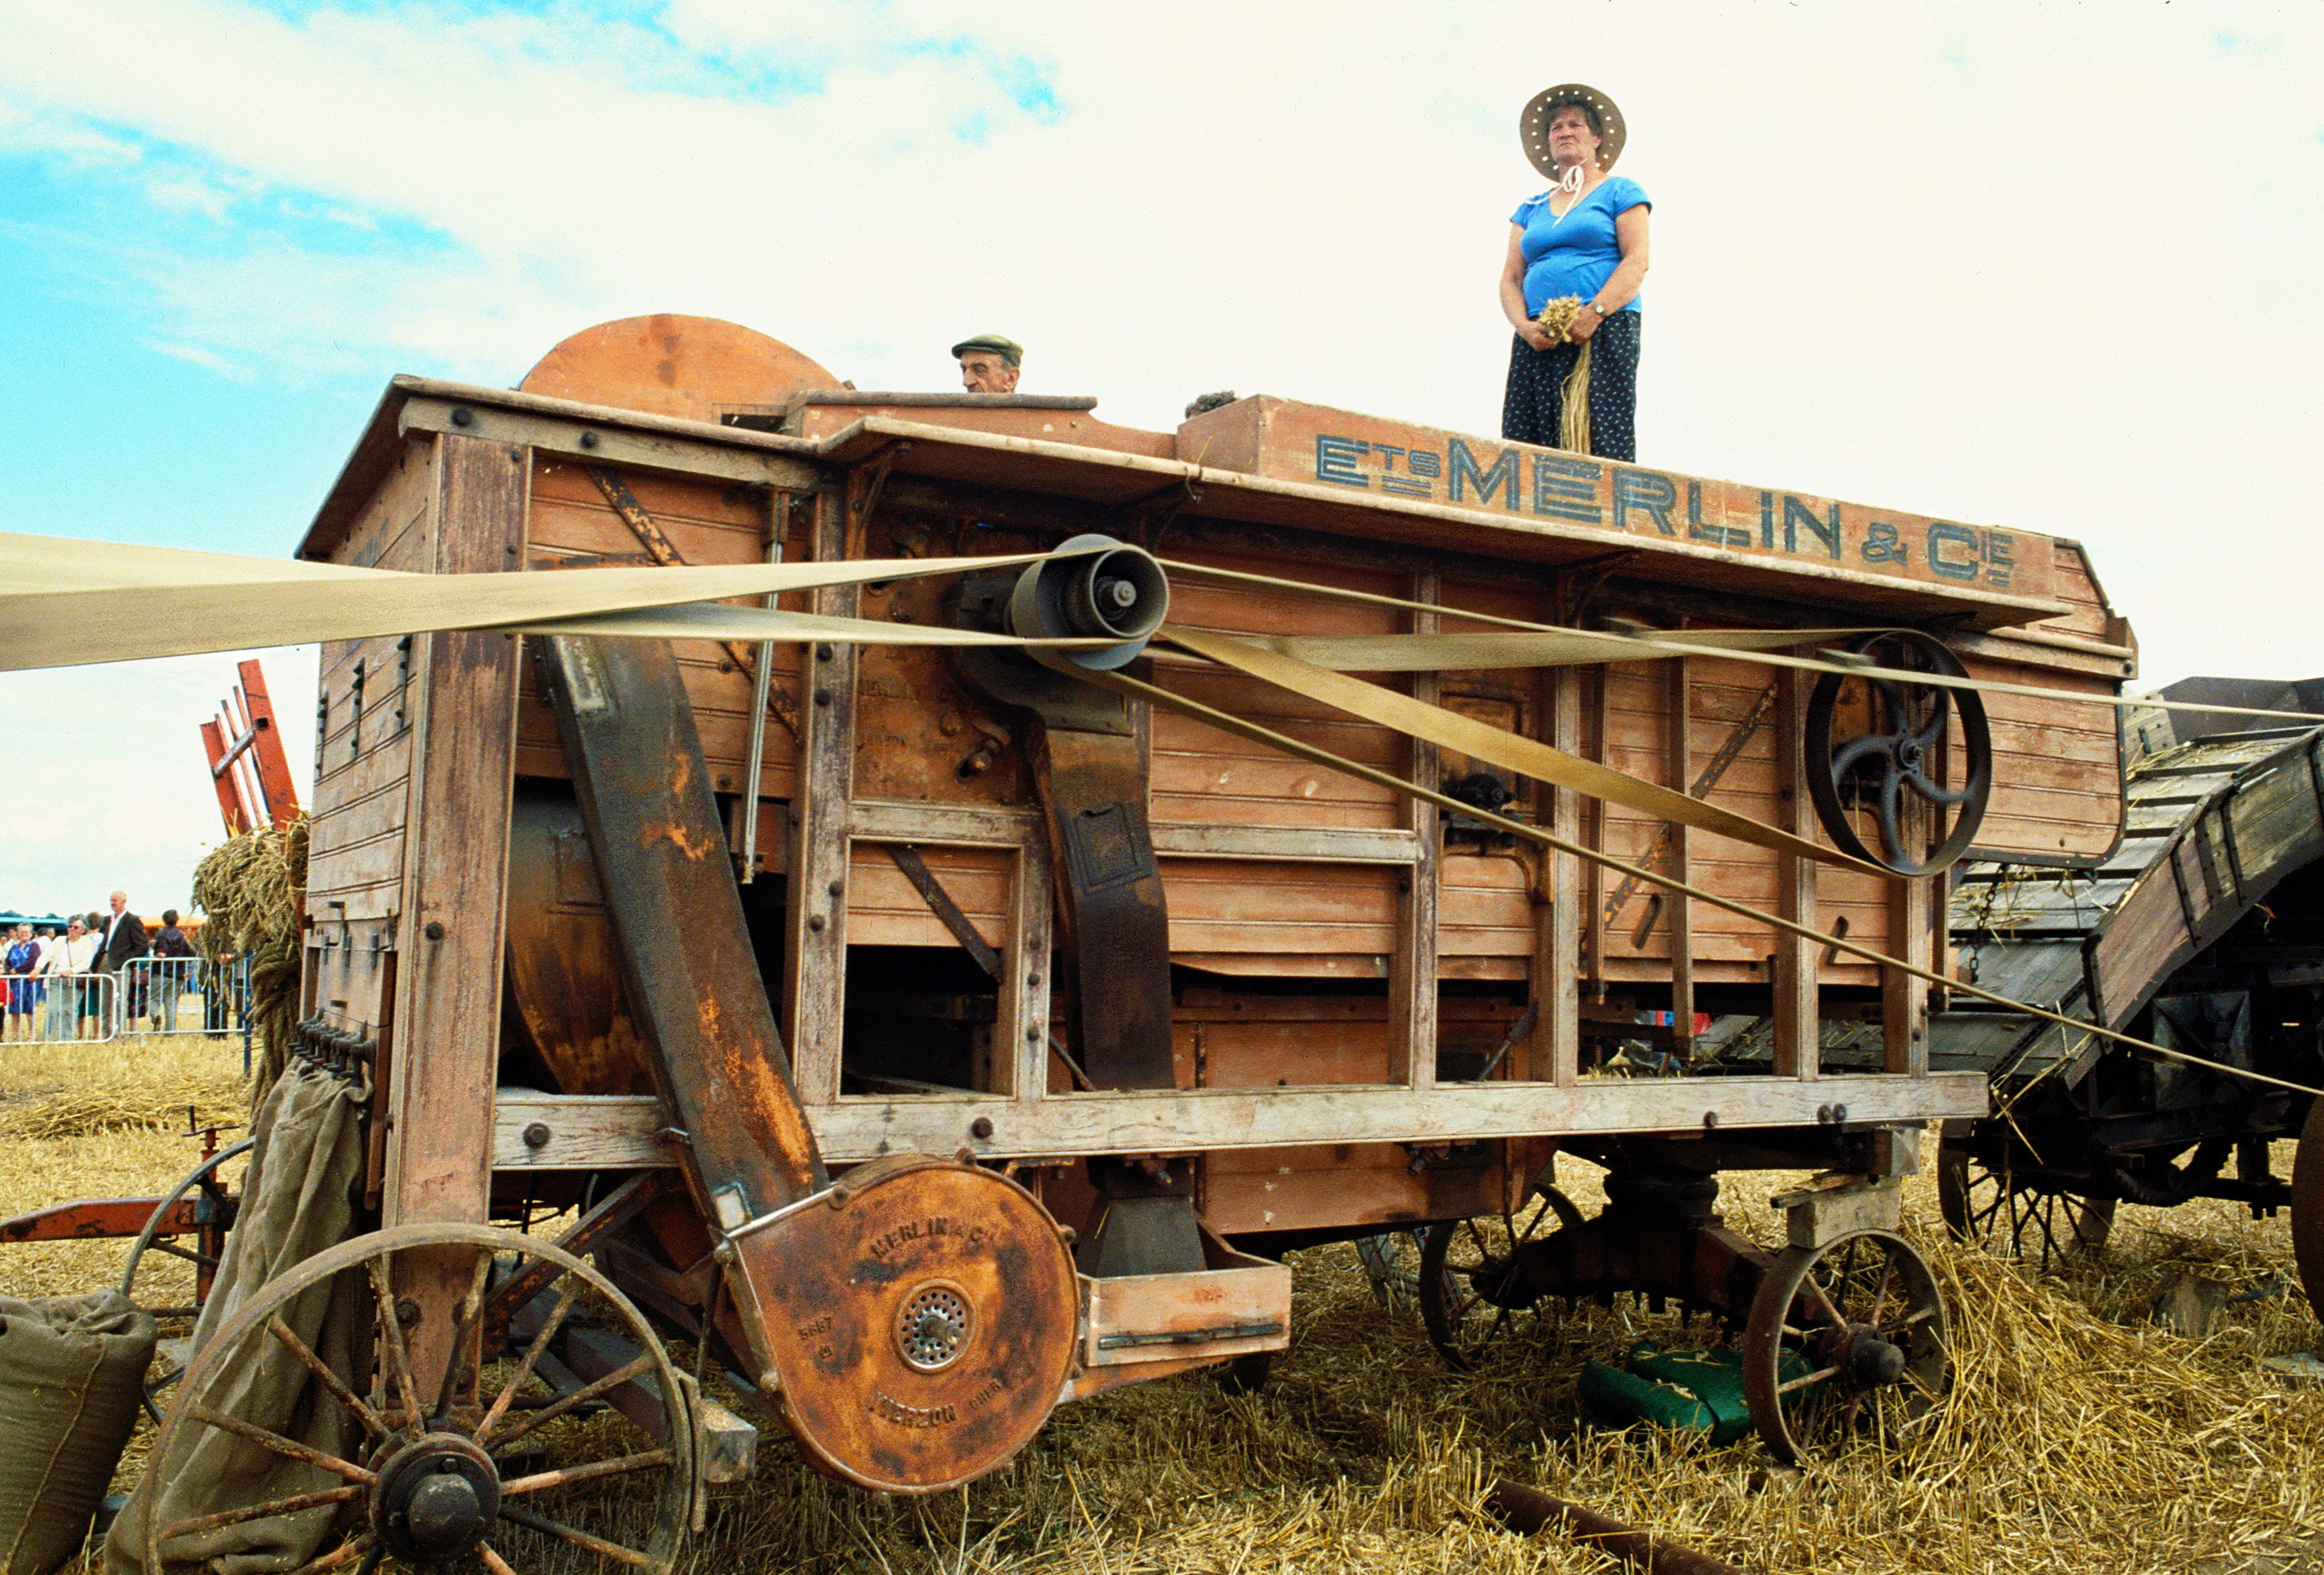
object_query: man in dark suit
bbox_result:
[96,890,151,1029]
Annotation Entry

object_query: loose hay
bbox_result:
[7,1048,2324,1574]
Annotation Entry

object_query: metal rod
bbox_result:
[739,491,787,883]
[1486,1479,1747,1575]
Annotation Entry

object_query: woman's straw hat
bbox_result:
[1520,84,1626,179]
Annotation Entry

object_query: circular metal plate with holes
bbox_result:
[895,1281,973,1372]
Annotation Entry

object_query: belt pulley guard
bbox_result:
[722,1155,1081,1494]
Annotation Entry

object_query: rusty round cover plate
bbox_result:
[517,314,839,423]
[739,1156,1079,1493]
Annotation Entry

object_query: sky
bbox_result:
[2,0,2321,914]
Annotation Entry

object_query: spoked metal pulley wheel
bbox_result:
[1937,1140,2113,1273]
[142,1221,698,1574]
[1804,629,1992,876]
[1742,1228,1950,1464]
[1416,1185,1585,1371]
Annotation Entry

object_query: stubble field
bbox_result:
[6,1036,2322,1574]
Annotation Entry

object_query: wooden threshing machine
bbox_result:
[125,316,2138,1570]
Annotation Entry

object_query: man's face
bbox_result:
[66,921,83,939]
[109,892,126,915]
[959,353,1019,394]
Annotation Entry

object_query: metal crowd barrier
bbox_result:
[2,969,121,1043]
[3,955,252,1057]
[117,956,206,1037]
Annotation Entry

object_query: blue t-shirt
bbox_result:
[1511,176,1650,316]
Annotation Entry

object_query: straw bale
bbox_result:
[188,816,307,1101]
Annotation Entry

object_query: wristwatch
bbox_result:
[1584,301,1608,317]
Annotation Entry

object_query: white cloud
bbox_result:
[0,0,2316,699]
[0,647,317,916]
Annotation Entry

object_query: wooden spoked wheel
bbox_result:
[1804,629,1992,876]
[1742,1228,1950,1465]
[143,1221,698,1575]
[1936,1141,2114,1273]
[120,1137,255,1424]
[1416,1187,1585,1371]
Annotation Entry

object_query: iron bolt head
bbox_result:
[578,431,599,449]
[522,1122,551,1149]
[424,920,446,941]
[449,407,472,427]
[970,1117,994,1140]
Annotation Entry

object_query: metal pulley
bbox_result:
[1007,533,1170,670]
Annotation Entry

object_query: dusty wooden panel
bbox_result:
[2031,540,2121,642]
[516,455,808,798]
[1177,395,2056,604]
[1162,857,1399,960]
[308,443,439,925]
[1967,655,2122,863]
[845,841,1010,951]
[2226,754,2323,875]
[1149,548,1408,832]
[1203,1146,1503,1234]
[1188,1017,1390,1088]
[1438,855,1535,964]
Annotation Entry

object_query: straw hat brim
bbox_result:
[1520,84,1626,180]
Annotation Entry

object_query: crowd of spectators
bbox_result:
[2,893,203,1042]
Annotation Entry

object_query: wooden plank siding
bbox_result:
[290,365,2136,1236]
[2087,731,2324,1028]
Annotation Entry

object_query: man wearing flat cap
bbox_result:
[953,334,1023,394]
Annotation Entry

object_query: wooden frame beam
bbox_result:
[490,1072,1989,1170]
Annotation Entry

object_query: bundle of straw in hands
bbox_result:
[1533,295,1586,344]
[1532,295,1593,454]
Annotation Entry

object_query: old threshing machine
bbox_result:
[125,316,2137,1570]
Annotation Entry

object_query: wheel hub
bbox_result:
[1848,1331,1907,1387]
[372,1433,501,1564]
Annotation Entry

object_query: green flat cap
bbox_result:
[951,333,1023,366]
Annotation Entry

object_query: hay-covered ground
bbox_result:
[8,1038,2323,1574]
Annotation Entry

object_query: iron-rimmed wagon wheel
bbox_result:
[1416,1186,1585,1371]
[121,1136,255,1424]
[2286,1099,2324,1326]
[1741,1228,1949,1465]
[143,1221,699,1575]
[1804,629,1992,876]
[1936,1139,2114,1272]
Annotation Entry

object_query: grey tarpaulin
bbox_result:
[0,1291,157,1575]
[107,1064,368,1574]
